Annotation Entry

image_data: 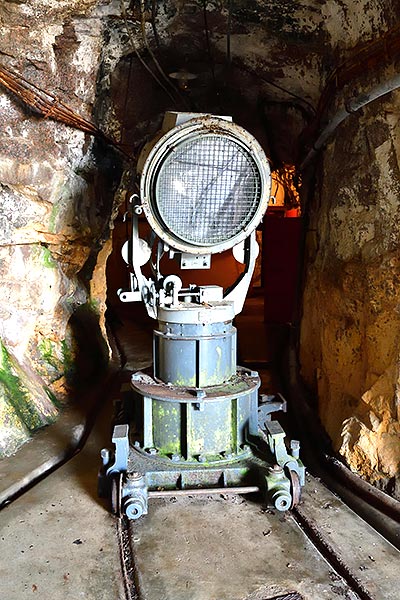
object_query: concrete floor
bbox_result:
[129,473,400,600]
[0,388,123,600]
[131,489,344,600]
[1,295,400,599]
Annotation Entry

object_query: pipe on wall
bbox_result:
[300,72,400,170]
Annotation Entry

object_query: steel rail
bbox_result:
[292,506,375,600]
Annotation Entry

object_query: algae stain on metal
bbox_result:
[152,401,180,455]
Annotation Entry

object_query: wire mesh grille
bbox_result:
[154,134,262,246]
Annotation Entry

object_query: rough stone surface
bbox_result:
[301,93,400,488]
[0,1,122,456]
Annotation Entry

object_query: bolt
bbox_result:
[242,444,251,452]
[124,497,146,520]
[225,452,233,460]
[196,389,206,399]
[100,448,109,466]
[171,454,181,463]
[147,447,158,455]
[290,440,300,459]
[133,440,141,448]
[271,489,291,512]
[198,454,207,463]
[260,394,275,404]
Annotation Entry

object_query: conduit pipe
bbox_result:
[300,71,400,170]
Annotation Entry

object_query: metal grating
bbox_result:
[155,134,261,246]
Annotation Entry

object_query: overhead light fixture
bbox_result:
[168,70,197,90]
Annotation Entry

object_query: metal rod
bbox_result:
[149,485,260,498]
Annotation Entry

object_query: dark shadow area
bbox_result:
[66,303,110,389]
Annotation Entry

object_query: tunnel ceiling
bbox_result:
[0,0,399,495]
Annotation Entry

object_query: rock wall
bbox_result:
[0,0,122,456]
[300,93,400,490]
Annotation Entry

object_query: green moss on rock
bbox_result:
[0,341,43,431]
[0,340,59,457]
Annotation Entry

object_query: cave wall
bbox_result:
[0,0,309,456]
[300,92,400,490]
[0,0,120,455]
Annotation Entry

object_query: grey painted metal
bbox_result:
[131,367,260,404]
[260,421,305,486]
[157,300,234,325]
[121,472,148,520]
[154,316,236,388]
[129,304,262,462]
[102,111,306,520]
[132,378,259,461]
[148,485,260,497]
[105,424,129,476]
[264,465,293,511]
[100,302,305,518]
[101,395,305,518]
[258,394,287,427]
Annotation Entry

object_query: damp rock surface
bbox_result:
[300,94,400,488]
[0,0,119,456]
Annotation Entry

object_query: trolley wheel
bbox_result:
[111,472,123,517]
[289,470,301,508]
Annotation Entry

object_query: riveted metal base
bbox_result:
[99,416,305,519]
[99,300,305,518]
[127,444,259,491]
[130,366,260,463]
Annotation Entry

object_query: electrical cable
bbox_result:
[226,0,232,65]
[300,71,400,169]
[233,59,316,117]
[138,0,182,100]
[150,0,161,49]
[0,62,132,160]
[202,1,218,94]
[120,0,177,105]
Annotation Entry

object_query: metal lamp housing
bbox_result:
[140,115,271,255]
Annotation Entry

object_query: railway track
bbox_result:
[114,471,399,600]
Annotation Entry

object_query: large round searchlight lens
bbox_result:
[140,116,271,254]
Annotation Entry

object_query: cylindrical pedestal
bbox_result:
[154,303,236,387]
[131,301,260,462]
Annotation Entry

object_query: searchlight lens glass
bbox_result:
[154,134,261,246]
